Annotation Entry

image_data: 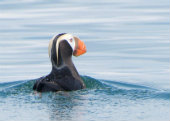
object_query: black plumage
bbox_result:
[33,34,85,92]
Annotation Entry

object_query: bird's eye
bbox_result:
[69,38,73,42]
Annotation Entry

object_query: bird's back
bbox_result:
[33,66,85,92]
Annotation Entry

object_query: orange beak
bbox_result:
[73,38,86,57]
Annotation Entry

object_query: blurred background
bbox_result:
[0,0,169,90]
[0,0,170,121]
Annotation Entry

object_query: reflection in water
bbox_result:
[0,0,169,121]
[38,91,88,121]
[0,77,169,121]
[45,93,75,120]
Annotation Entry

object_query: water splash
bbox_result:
[0,76,169,100]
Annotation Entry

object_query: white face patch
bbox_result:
[48,33,76,65]
[56,33,76,52]
[63,34,76,51]
[56,34,76,65]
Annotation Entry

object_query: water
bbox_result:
[0,0,169,121]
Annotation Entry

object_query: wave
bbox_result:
[0,76,169,100]
[82,76,170,100]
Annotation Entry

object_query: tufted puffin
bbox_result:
[33,33,87,92]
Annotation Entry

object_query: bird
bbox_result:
[33,33,87,92]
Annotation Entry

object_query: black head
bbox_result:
[48,33,87,67]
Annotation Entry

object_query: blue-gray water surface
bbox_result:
[0,0,169,121]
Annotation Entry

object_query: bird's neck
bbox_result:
[51,47,81,80]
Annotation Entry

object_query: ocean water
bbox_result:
[0,0,169,121]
